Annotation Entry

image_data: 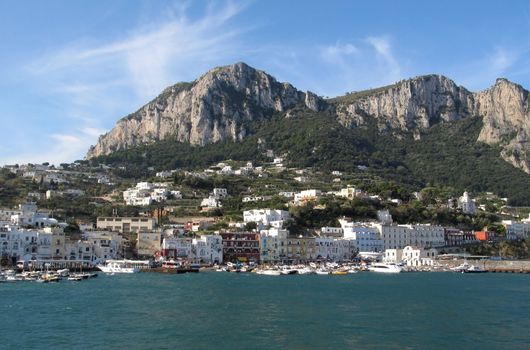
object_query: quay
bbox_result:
[444,259,530,274]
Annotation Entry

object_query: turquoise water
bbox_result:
[1,272,529,350]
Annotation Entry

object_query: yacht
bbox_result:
[255,269,281,276]
[368,263,402,274]
[97,260,142,274]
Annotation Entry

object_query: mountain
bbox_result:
[86,62,530,204]
[87,62,323,158]
[332,76,530,172]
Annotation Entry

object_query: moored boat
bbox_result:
[97,260,143,274]
[368,263,402,274]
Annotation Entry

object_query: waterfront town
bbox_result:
[1,158,530,279]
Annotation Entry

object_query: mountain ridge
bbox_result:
[86,62,530,174]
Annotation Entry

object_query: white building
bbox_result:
[294,190,322,205]
[457,191,476,215]
[83,231,123,261]
[0,225,38,262]
[192,235,223,264]
[401,246,438,266]
[503,215,530,239]
[123,182,173,206]
[201,196,222,209]
[10,203,58,228]
[320,227,343,237]
[372,223,445,250]
[339,219,383,252]
[162,237,193,258]
[213,188,228,198]
[243,209,291,229]
[315,237,356,261]
[383,248,403,263]
[335,187,363,199]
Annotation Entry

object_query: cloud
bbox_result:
[300,35,404,96]
[10,1,250,164]
[488,47,518,73]
[28,1,248,101]
[2,127,105,166]
[451,46,524,90]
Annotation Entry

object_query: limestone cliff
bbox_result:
[475,78,530,172]
[334,75,474,132]
[86,62,323,158]
[334,75,530,172]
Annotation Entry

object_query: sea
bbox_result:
[1,272,529,350]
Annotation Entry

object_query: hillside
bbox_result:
[86,62,530,204]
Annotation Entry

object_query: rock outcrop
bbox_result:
[87,62,323,158]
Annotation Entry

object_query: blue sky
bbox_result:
[2,0,530,165]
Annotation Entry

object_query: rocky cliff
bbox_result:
[86,62,323,158]
[334,75,474,133]
[334,75,530,172]
[87,62,530,174]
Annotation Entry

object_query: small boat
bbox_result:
[347,269,359,274]
[450,262,471,273]
[279,266,298,275]
[462,265,488,273]
[368,263,402,274]
[330,270,348,275]
[67,276,83,281]
[315,269,330,275]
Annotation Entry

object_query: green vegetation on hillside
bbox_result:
[90,109,530,205]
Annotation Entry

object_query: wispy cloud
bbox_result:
[3,127,105,165]
[451,46,525,90]
[11,1,250,164]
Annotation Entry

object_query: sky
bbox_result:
[1,0,530,165]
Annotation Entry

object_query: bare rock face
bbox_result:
[86,62,322,158]
[335,75,474,131]
[474,78,530,171]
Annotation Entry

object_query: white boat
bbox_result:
[296,267,314,275]
[256,269,281,276]
[463,265,488,273]
[97,260,143,274]
[450,262,471,273]
[315,269,330,275]
[368,263,402,274]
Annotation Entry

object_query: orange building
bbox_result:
[474,231,489,241]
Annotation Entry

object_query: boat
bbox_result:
[295,267,314,275]
[279,266,298,275]
[97,260,142,274]
[347,269,359,274]
[330,270,348,275]
[255,269,281,276]
[315,269,330,275]
[368,263,402,274]
[67,276,83,281]
[462,265,488,273]
[450,262,471,273]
